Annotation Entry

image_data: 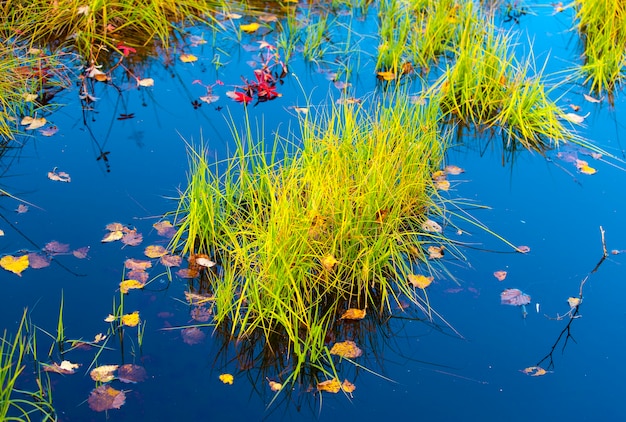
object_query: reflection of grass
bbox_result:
[172,94,454,383]
[574,0,626,99]
[0,309,56,421]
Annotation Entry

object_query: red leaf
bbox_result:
[226,90,253,104]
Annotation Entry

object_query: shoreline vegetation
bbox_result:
[0,0,622,415]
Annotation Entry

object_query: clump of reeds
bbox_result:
[574,0,626,100]
[172,94,454,382]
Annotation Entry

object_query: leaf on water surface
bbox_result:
[268,380,283,391]
[521,366,547,376]
[102,231,123,243]
[317,378,342,393]
[118,364,147,383]
[105,222,125,232]
[444,165,464,175]
[428,245,445,259]
[333,80,350,90]
[22,93,38,102]
[340,308,366,320]
[342,379,356,396]
[1,254,29,276]
[47,169,71,182]
[90,365,119,382]
[190,306,211,322]
[43,360,80,374]
[21,116,47,130]
[28,252,51,269]
[137,78,154,87]
[421,219,442,233]
[153,220,176,238]
[259,13,278,22]
[330,340,363,359]
[94,333,106,343]
[200,94,219,104]
[125,258,152,270]
[39,126,58,137]
[127,269,149,283]
[516,245,530,253]
[493,270,507,281]
[145,245,168,258]
[376,71,396,81]
[119,279,145,294]
[180,54,198,63]
[189,35,207,47]
[321,255,338,271]
[567,297,581,308]
[575,159,596,175]
[182,327,205,345]
[563,112,589,124]
[176,268,199,278]
[0,229,3,236]
[408,274,433,289]
[240,22,261,33]
[184,291,215,305]
[160,254,182,267]
[435,179,450,191]
[195,256,216,268]
[121,230,143,246]
[223,12,242,19]
[501,288,531,306]
[44,240,70,254]
[16,204,28,214]
[569,104,580,112]
[583,94,603,103]
[121,311,140,327]
[88,385,126,412]
[219,373,234,384]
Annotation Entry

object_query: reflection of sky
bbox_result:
[2,7,626,421]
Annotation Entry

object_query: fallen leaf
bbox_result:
[501,288,531,306]
[124,258,152,270]
[190,306,211,322]
[341,379,356,394]
[321,255,338,271]
[0,255,29,276]
[563,112,589,124]
[121,311,140,327]
[195,256,216,267]
[240,22,261,33]
[180,54,198,63]
[184,291,215,305]
[153,221,176,238]
[16,204,28,214]
[444,165,464,175]
[104,314,116,322]
[43,360,80,374]
[127,269,149,283]
[102,231,123,242]
[119,279,145,294]
[376,71,396,81]
[72,246,90,259]
[39,126,59,136]
[567,297,581,308]
[121,230,143,246]
[575,159,596,175]
[521,366,547,376]
[44,241,70,255]
[427,245,445,259]
[88,385,126,412]
[317,378,341,393]
[106,222,125,231]
[330,340,363,358]
[160,254,182,267]
[145,245,168,258]
[340,308,366,320]
[421,219,442,233]
[268,380,283,391]
[94,333,106,343]
[493,270,507,281]
[408,274,433,289]
[21,116,47,130]
[22,93,38,102]
[569,104,580,112]
[90,365,119,382]
[435,179,450,191]
[181,327,205,345]
[583,93,603,103]
[137,78,154,87]
[219,373,234,384]
[516,245,531,253]
[28,252,51,269]
[176,268,199,278]
[117,364,147,383]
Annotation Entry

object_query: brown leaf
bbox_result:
[72,246,90,259]
[160,254,182,267]
[427,245,445,259]
[88,385,126,412]
[340,308,366,320]
[105,222,125,232]
[121,230,143,246]
[341,379,356,394]
[28,252,51,269]
[16,204,28,214]
[43,241,70,255]
[153,220,176,238]
[493,270,507,281]
[329,340,363,359]
[181,327,205,345]
[144,245,168,258]
[117,364,147,383]
[127,269,149,283]
[124,258,152,271]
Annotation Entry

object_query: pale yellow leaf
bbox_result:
[329,340,363,358]
[144,245,168,258]
[567,297,581,308]
[90,365,119,382]
[421,219,442,233]
[408,274,433,289]
[583,93,602,103]
[104,314,116,322]
[102,230,123,242]
[137,78,154,87]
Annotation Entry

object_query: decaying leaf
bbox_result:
[153,220,176,238]
[493,270,507,281]
[176,268,199,278]
[329,340,363,359]
[435,179,450,191]
[516,245,531,253]
[184,291,215,305]
[219,373,234,384]
[43,360,80,374]
[340,308,366,320]
[408,274,433,289]
[341,379,356,394]
[321,255,338,271]
[567,297,581,308]
[102,230,123,243]
[427,245,445,259]
[44,241,70,255]
[521,366,547,376]
[137,78,154,87]
[121,230,143,246]
[144,245,168,258]
[117,364,147,383]
[28,252,51,269]
[88,385,126,412]
[124,258,152,271]
[160,254,182,267]
[106,222,125,232]
[127,269,149,283]
[121,311,140,327]
[575,159,597,175]
[0,254,29,276]
[72,246,90,259]
[190,306,211,322]
[377,71,396,81]
[501,288,531,306]
[421,219,442,233]
[21,116,47,130]
[104,314,116,323]
[583,93,602,103]
[47,169,71,182]
[119,279,145,294]
[444,165,464,175]
[90,365,119,382]
[317,378,342,393]
[16,204,28,214]
[93,333,106,343]
[181,327,205,345]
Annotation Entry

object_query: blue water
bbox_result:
[2,4,626,421]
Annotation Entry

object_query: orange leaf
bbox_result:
[493,270,507,281]
[119,279,145,294]
[144,245,168,258]
[0,254,29,276]
[321,255,338,271]
[180,54,198,63]
[341,379,356,394]
[88,385,126,412]
[329,340,363,358]
[408,274,433,289]
[317,378,342,393]
[268,380,283,391]
[340,308,366,320]
[521,366,548,376]
[377,71,396,81]
[427,245,445,259]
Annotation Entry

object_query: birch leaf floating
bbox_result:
[219,373,234,385]
[521,366,548,377]
[421,219,442,233]
[408,274,433,289]
[493,270,507,281]
[340,308,366,320]
[329,340,363,359]
[88,385,126,412]
[0,254,29,276]
[501,288,531,306]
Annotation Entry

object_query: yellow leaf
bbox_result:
[329,340,363,358]
[428,245,445,259]
[432,170,447,181]
[567,297,581,308]
[219,373,234,384]
[377,71,396,81]
[435,179,450,191]
[317,378,341,393]
[408,274,433,289]
[90,365,119,382]
[576,160,597,175]
[21,116,47,130]
[268,380,282,391]
[0,254,29,276]
[340,308,366,320]
[240,22,261,33]
[121,311,140,327]
[321,255,338,271]
[102,230,123,242]
[180,54,198,63]
[119,279,145,294]
[104,314,116,323]
[341,379,356,394]
[94,333,107,343]
[22,93,38,102]
[144,245,168,258]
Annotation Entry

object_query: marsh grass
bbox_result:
[574,0,626,100]
[1,310,56,421]
[172,94,460,382]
